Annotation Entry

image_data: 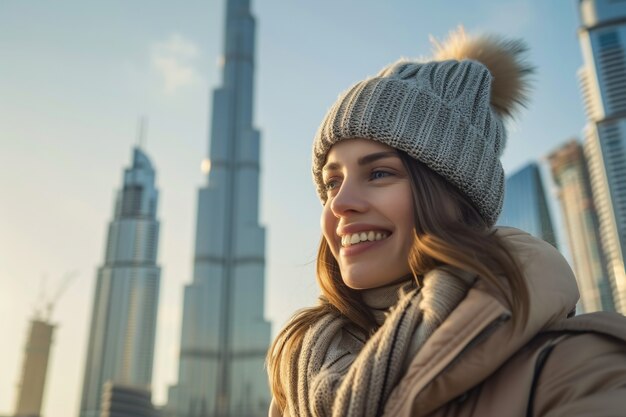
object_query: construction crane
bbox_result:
[34,270,78,321]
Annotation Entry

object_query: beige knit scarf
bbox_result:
[281,268,474,417]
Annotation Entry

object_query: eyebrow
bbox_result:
[322,151,399,172]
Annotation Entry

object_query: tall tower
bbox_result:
[166,0,271,416]
[499,163,557,247]
[14,319,55,417]
[79,148,161,417]
[548,139,615,313]
[578,0,626,313]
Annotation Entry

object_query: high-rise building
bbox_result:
[100,382,156,417]
[548,139,615,312]
[14,319,55,417]
[165,0,271,416]
[578,0,626,313]
[79,148,161,417]
[499,163,557,247]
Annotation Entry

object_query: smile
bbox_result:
[341,231,389,247]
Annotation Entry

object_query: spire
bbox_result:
[136,116,148,150]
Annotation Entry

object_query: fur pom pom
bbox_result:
[430,26,534,118]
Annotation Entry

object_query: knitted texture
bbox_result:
[312,30,532,226]
[279,268,471,417]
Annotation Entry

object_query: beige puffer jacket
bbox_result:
[269,227,626,417]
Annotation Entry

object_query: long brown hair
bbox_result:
[266,150,529,410]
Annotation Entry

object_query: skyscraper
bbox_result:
[100,382,156,417]
[578,0,626,313]
[14,319,55,417]
[498,163,557,247]
[165,0,271,416]
[79,147,161,417]
[548,139,615,313]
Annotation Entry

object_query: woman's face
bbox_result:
[321,138,414,289]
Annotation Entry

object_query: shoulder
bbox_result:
[544,311,626,338]
[530,312,626,416]
[269,309,350,416]
[472,313,626,416]
[273,306,359,370]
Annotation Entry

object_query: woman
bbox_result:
[267,28,626,417]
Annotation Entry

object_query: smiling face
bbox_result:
[320,138,415,289]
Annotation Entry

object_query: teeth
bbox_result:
[342,231,389,247]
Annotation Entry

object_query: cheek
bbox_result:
[403,197,415,228]
[320,205,339,253]
[397,192,416,248]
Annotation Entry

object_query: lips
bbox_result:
[339,236,389,258]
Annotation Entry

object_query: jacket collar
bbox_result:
[383,227,580,416]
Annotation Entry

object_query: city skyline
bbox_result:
[577,0,626,314]
[0,2,592,416]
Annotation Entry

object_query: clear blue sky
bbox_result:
[0,1,585,416]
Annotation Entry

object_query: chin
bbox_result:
[341,269,389,290]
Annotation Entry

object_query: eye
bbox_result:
[370,170,392,180]
[324,177,340,192]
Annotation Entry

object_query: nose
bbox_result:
[329,177,368,217]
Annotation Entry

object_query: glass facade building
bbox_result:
[100,382,156,417]
[498,163,557,247]
[548,140,615,312]
[578,0,626,313]
[165,0,271,416]
[79,148,161,417]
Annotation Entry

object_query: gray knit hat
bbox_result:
[312,28,532,226]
